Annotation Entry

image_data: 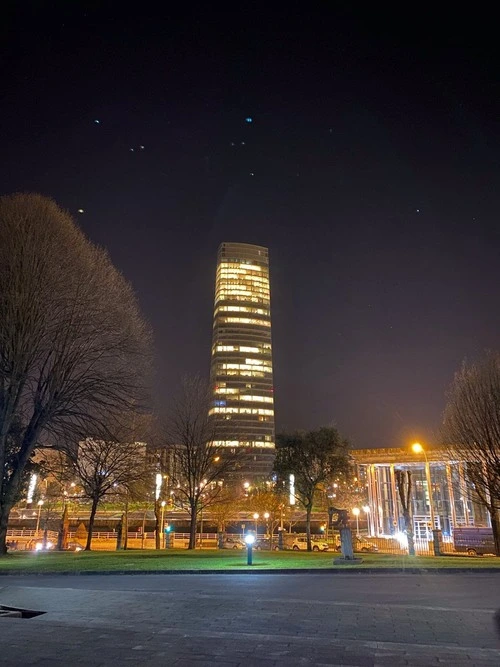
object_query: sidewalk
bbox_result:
[1,573,500,665]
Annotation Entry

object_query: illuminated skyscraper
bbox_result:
[209,242,275,479]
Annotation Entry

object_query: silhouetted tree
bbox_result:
[442,352,500,555]
[395,469,415,556]
[274,427,349,551]
[62,438,149,550]
[0,194,152,554]
[165,377,240,549]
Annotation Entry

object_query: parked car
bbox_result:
[66,542,84,552]
[291,536,329,552]
[222,536,246,550]
[335,536,379,553]
[254,538,280,551]
[453,527,495,556]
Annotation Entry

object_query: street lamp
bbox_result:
[362,505,370,535]
[253,513,259,536]
[244,533,255,565]
[160,500,166,547]
[35,500,44,538]
[412,442,439,555]
[352,507,360,536]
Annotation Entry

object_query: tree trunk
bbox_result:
[0,498,14,555]
[115,515,123,550]
[57,506,69,551]
[403,510,415,556]
[306,505,312,551]
[491,507,500,556]
[123,494,129,550]
[85,496,99,551]
[188,505,197,550]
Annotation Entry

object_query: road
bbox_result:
[1,573,499,665]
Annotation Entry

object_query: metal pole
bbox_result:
[161,504,165,548]
[424,458,435,534]
[35,503,43,537]
[423,455,440,556]
[445,463,457,535]
[247,545,253,565]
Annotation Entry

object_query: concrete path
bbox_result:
[1,573,499,665]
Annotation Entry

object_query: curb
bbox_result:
[0,567,500,576]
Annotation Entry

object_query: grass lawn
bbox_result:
[0,549,499,573]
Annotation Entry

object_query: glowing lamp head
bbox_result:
[412,443,423,454]
[352,507,360,516]
[253,513,259,520]
[244,534,255,546]
[362,505,370,513]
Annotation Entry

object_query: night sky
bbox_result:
[2,4,500,449]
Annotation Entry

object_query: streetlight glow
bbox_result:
[411,442,423,454]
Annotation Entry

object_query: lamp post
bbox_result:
[362,505,370,535]
[253,512,259,536]
[352,507,360,536]
[160,501,166,548]
[412,442,440,556]
[35,500,44,538]
[244,533,255,565]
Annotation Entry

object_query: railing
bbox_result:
[6,529,463,555]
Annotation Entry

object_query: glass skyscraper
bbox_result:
[209,242,275,479]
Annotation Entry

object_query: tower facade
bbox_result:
[209,242,275,479]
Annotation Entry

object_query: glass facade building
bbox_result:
[209,242,275,479]
[352,448,491,539]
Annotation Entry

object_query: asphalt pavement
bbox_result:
[1,573,499,666]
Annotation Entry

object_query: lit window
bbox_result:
[219,317,271,327]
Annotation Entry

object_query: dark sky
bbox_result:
[2,3,500,449]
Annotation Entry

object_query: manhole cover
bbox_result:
[0,605,45,619]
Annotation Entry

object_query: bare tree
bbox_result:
[0,194,152,554]
[395,470,415,556]
[63,438,149,550]
[442,352,500,555]
[165,377,240,549]
[274,428,349,551]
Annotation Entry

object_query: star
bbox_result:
[94,119,100,124]
[245,117,253,123]
[130,148,135,152]
[77,209,84,214]
[139,145,145,150]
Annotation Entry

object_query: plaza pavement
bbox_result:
[0,572,499,666]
